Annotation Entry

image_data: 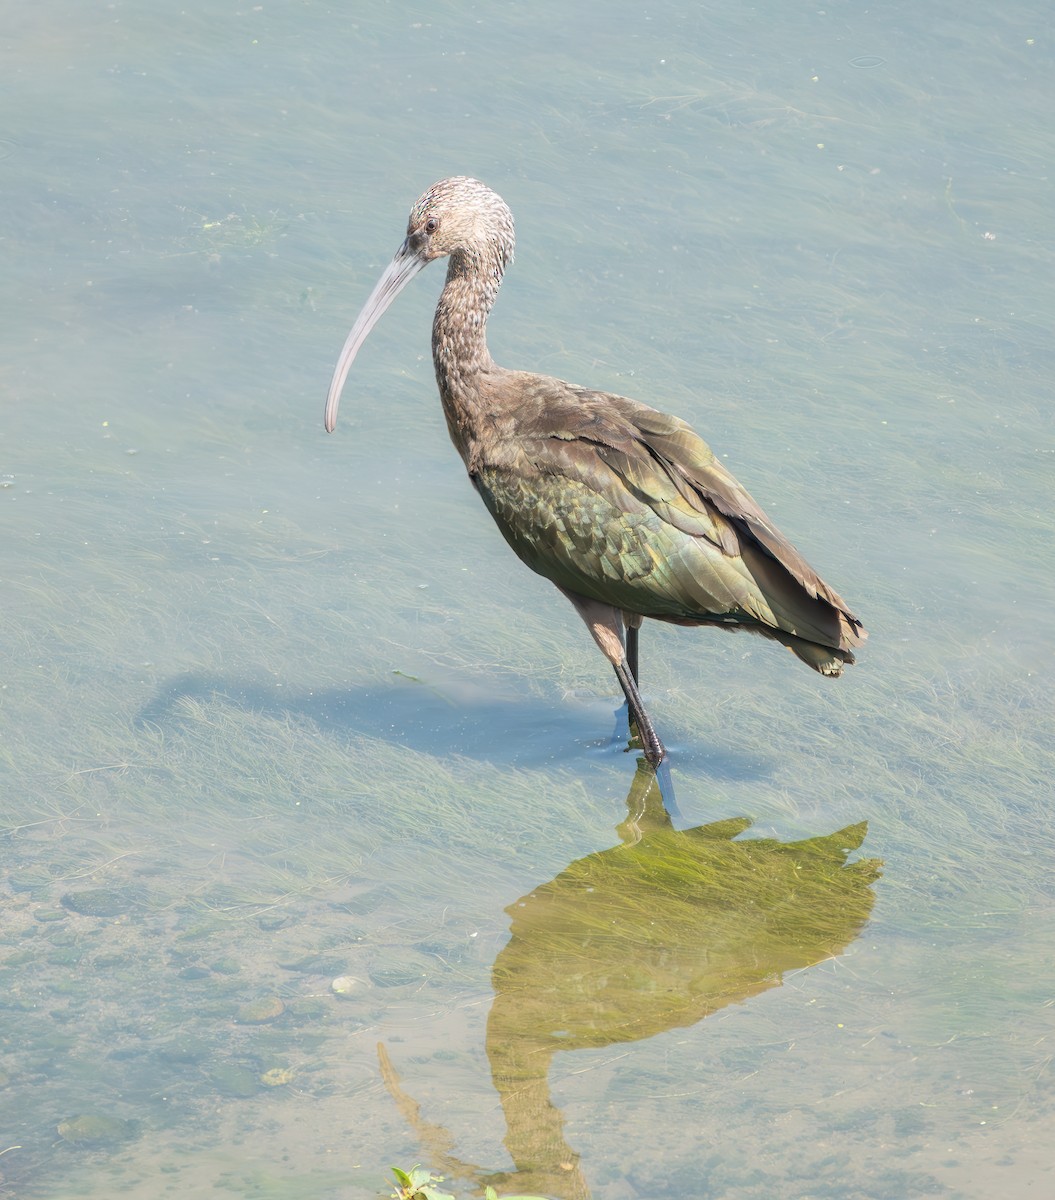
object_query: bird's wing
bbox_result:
[473,402,784,625]
[475,447,768,624]
[617,404,860,621]
[475,378,864,652]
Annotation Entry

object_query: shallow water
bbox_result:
[2,2,1053,1198]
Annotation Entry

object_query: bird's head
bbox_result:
[405,176,515,269]
[324,177,515,432]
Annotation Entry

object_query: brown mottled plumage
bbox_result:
[324,176,866,766]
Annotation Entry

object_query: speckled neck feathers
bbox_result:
[433,241,507,385]
[410,177,516,457]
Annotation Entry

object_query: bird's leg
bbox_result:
[558,589,667,766]
[625,615,642,683]
[620,614,662,759]
[621,616,664,761]
[612,659,667,767]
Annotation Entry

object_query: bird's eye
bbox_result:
[424,217,439,235]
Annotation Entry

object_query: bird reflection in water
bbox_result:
[378,761,881,1200]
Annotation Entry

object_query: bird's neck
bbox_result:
[431,246,504,460]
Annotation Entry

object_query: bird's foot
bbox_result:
[609,701,668,769]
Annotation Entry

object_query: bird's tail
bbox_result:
[777,617,864,677]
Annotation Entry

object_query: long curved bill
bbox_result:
[324,239,427,433]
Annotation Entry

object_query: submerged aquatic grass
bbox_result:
[3,0,1054,1196]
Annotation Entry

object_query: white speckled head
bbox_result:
[324,177,515,432]
[406,176,515,271]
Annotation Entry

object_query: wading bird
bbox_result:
[324,177,865,766]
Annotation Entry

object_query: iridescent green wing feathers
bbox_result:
[473,380,864,667]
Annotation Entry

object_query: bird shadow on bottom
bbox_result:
[136,669,773,784]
